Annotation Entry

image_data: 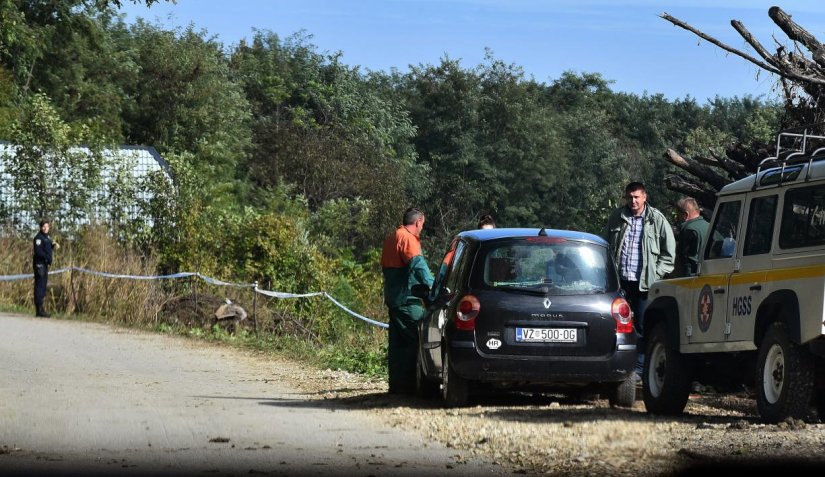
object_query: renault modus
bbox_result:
[415,228,637,407]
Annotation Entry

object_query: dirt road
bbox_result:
[4,312,825,477]
[0,312,511,477]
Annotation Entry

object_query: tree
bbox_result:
[1,92,162,235]
[398,55,581,250]
[3,93,107,229]
[0,1,169,98]
[122,20,252,191]
[229,31,422,257]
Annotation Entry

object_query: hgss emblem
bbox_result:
[543,298,552,309]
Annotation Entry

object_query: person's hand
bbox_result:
[53,242,60,250]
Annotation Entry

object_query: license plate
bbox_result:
[515,327,577,343]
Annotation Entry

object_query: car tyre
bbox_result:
[607,375,636,407]
[643,322,691,415]
[442,351,469,407]
[415,350,439,398]
[755,321,814,423]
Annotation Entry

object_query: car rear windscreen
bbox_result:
[481,240,616,295]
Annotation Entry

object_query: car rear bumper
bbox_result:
[448,341,637,384]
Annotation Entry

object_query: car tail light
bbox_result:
[455,294,480,330]
[611,297,633,334]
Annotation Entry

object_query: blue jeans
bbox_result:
[620,280,648,375]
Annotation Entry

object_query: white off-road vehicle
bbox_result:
[643,129,825,423]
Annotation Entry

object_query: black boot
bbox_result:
[36,307,50,318]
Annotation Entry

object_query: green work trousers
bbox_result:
[387,302,426,394]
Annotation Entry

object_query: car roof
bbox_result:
[720,153,825,196]
[456,227,607,246]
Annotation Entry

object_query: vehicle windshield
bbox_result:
[480,240,617,295]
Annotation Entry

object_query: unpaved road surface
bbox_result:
[4,313,825,477]
[0,313,511,477]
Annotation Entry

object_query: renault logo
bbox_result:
[543,298,552,309]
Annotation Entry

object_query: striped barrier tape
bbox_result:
[322,292,388,329]
[0,272,35,281]
[0,267,388,329]
[254,288,325,299]
[0,267,72,281]
[69,267,196,280]
[252,288,388,329]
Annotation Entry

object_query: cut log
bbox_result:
[663,149,730,190]
[664,174,718,210]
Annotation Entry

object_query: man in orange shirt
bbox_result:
[381,207,434,394]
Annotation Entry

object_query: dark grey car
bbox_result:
[416,228,637,407]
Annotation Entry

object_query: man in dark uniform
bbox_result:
[33,219,58,318]
[675,197,710,276]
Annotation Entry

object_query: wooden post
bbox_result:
[69,265,76,315]
[192,273,198,313]
[252,281,258,333]
[68,244,76,315]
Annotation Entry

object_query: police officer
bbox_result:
[33,219,58,317]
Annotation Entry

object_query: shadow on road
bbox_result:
[194,387,776,427]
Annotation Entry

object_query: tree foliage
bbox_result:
[122,20,251,185]
[229,31,423,253]
[1,92,157,234]
[3,93,105,227]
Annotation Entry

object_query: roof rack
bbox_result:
[753,126,825,190]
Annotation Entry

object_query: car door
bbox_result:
[421,238,468,376]
[726,193,777,344]
[689,199,742,345]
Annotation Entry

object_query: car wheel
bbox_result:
[642,322,691,415]
[608,375,636,408]
[441,351,469,407]
[755,321,814,423]
[415,349,439,398]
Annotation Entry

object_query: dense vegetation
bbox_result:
[0,1,786,376]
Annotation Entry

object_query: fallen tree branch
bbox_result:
[663,148,731,190]
[769,6,825,68]
[660,12,780,74]
[661,11,825,86]
[664,174,718,210]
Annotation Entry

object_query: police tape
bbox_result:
[322,292,389,329]
[70,267,257,287]
[0,266,389,329]
[71,267,196,281]
[252,287,388,329]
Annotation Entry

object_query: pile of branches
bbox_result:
[661,6,825,209]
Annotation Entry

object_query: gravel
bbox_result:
[272,356,825,476]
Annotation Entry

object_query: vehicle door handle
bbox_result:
[749,284,762,291]
[713,289,725,294]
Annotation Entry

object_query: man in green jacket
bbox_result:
[605,182,676,377]
[675,197,709,276]
[381,207,434,394]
